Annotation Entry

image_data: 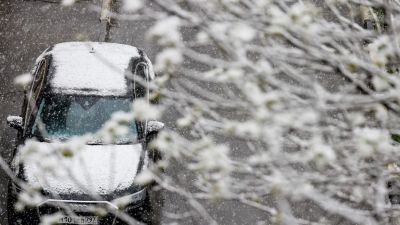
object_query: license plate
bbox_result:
[58,216,98,224]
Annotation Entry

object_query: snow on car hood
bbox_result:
[22,142,145,196]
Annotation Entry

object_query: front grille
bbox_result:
[37,200,118,224]
[35,189,147,224]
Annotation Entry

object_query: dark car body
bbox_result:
[6,42,162,225]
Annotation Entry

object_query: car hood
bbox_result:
[21,142,146,198]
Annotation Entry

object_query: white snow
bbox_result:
[16,189,44,209]
[372,75,390,91]
[23,142,143,195]
[147,16,181,46]
[132,99,161,120]
[122,0,143,12]
[155,48,183,71]
[228,23,256,42]
[134,170,154,185]
[354,128,391,157]
[368,35,392,67]
[14,73,32,89]
[210,22,229,40]
[49,42,140,96]
[39,213,64,225]
[61,0,75,6]
[7,115,22,124]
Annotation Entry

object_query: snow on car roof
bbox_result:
[47,42,140,96]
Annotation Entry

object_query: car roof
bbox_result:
[40,42,153,96]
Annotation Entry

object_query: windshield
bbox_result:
[31,95,138,144]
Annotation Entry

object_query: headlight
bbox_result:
[111,188,147,210]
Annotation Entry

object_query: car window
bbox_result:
[31,95,138,144]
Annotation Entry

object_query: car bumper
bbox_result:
[35,189,147,225]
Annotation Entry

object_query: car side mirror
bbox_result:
[147,120,164,135]
[7,116,23,131]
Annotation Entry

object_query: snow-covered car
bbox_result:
[6,42,163,225]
